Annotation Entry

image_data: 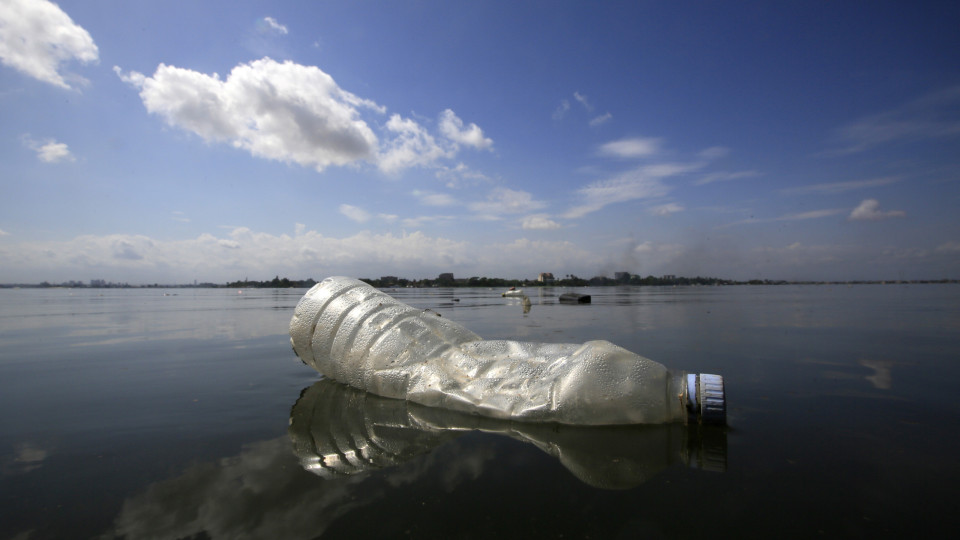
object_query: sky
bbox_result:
[1,0,959,284]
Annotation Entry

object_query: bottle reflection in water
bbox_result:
[290,277,725,426]
[289,379,727,490]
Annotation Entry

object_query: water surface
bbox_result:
[1,284,958,538]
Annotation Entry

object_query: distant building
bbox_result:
[662,274,676,281]
[538,272,555,283]
[380,276,399,285]
[614,272,631,283]
[438,273,454,284]
[90,279,106,287]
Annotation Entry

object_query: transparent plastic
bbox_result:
[290,379,727,489]
[290,276,725,426]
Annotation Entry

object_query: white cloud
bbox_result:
[573,91,592,111]
[720,207,845,227]
[936,241,960,253]
[378,114,451,173]
[435,162,491,188]
[468,187,546,216]
[262,17,288,35]
[521,214,562,230]
[694,170,759,186]
[0,0,98,89]
[649,203,684,216]
[400,215,454,228]
[598,137,661,159]
[552,99,570,120]
[782,177,900,195]
[589,113,612,127]
[118,58,491,176]
[117,58,383,173]
[849,199,906,221]
[779,208,846,221]
[564,163,697,218]
[438,109,493,150]
[832,85,960,154]
[23,136,74,163]
[0,228,10,236]
[699,146,730,160]
[413,190,459,207]
[171,211,190,223]
[339,204,371,223]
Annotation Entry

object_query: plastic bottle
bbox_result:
[289,276,725,426]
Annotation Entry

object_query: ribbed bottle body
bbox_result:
[290,277,713,425]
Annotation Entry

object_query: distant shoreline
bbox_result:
[2,276,957,289]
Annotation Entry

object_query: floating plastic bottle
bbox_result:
[289,276,725,426]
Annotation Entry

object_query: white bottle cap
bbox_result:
[686,373,726,425]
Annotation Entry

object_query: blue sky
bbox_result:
[2,0,959,284]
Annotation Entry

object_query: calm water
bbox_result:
[1,284,959,538]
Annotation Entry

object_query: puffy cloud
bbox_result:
[438,109,493,150]
[339,204,371,223]
[521,214,562,230]
[23,136,74,163]
[468,187,546,216]
[849,199,906,221]
[0,229,10,236]
[118,58,491,175]
[564,163,696,218]
[117,58,382,172]
[0,0,98,89]
[598,137,661,159]
[378,114,451,173]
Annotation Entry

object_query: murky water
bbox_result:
[1,284,958,538]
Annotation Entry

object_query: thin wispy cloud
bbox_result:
[262,17,288,35]
[521,214,562,230]
[469,187,546,216]
[649,202,684,216]
[0,0,98,89]
[694,170,759,186]
[783,177,900,195]
[589,113,612,127]
[848,199,906,221]
[564,163,696,219]
[413,190,459,207]
[597,137,661,159]
[832,85,960,154]
[339,204,371,223]
[573,91,592,111]
[721,208,845,227]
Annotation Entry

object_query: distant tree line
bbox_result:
[225,276,318,288]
